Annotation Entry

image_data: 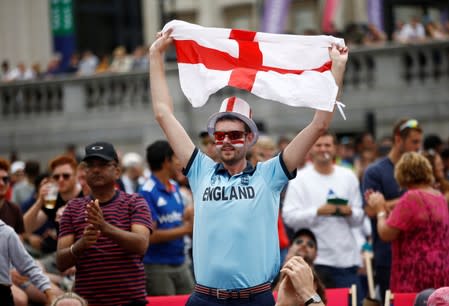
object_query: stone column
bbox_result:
[198,0,222,27]
[141,0,160,46]
[0,0,52,68]
[350,0,368,24]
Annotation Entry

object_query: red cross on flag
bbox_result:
[162,20,345,112]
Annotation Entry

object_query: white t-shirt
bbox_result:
[283,164,364,267]
[398,23,425,41]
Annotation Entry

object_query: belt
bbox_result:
[194,282,271,300]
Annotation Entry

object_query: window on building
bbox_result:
[75,0,143,56]
[288,0,319,35]
[223,4,255,30]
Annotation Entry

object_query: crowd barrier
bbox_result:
[384,290,417,306]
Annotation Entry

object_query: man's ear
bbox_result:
[162,157,171,169]
[114,164,121,179]
[393,133,402,146]
[246,132,255,145]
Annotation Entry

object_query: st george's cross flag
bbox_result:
[162,20,345,112]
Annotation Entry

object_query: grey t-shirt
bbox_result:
[0,220,51,291]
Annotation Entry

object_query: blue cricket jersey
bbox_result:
[184,149,295,289]
[140,175,186,265]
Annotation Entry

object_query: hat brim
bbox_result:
[207,111,259,146]
[293,229,318,246]
[82,154,116,162]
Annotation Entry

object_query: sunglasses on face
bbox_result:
[52,173,72,181]
[213,130,246,141]
[0,176,10,184]
[294,238,316,249]
[399,119,419,132]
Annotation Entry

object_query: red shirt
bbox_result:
[278,214,290,249]
[387,189,449,292]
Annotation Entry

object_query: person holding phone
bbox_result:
[283,132,364,297]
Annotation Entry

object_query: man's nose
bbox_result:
[222,134,232,142]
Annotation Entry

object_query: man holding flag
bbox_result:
[149,23,348,306]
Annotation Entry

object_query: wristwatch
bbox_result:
[304,293,322,305]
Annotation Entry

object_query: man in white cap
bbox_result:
[149,31,348,306]
[120,152,145,194]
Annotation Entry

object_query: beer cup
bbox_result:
[44,183,58,209]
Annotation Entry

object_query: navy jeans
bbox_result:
[315,265,362,306]
[186,290,275,306]
[375,266,391,305]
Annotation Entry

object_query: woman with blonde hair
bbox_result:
[368,152,449,292]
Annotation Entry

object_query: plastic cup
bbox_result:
[44,183,58,209]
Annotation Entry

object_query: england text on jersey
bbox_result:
[202,186,255,201]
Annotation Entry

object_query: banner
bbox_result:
[50,0,76,69]
[261,0,292,33]
[367,0,384,31]
[51,0,74,36]
[322,0,340,33]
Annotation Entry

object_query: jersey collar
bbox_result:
[151,174,176,193]
[214,160,256,176]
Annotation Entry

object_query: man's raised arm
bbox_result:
[283,44,348,173]
[149,30,195,168]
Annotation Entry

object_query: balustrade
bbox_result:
[1,41,448,159]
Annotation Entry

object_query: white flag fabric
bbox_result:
[162,20,345,112]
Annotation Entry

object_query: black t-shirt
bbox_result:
[41,190,83,253]
[42,190,84,227]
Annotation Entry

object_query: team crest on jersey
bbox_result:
[210,175,221,186]
[240,175,249,186]
[157,197,167,207]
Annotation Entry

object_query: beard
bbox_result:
[217,144,246,166]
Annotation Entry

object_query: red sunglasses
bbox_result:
[213,131,246,141]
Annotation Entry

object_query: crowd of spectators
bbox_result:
[0,45,149,83]
[328,15,449,46]
[1,15,449,84]
[1,118,449,304]
[1,14,449,306]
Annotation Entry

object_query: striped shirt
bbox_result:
[59,191,153,306]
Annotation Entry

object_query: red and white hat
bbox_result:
[207,96,259,146]
[428,287,449,306]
